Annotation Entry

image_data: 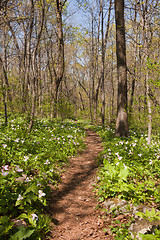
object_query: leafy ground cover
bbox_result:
[0,117,85,240]
[92,125,160,239]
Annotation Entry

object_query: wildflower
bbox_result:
[31,213,38,221]
[118,156,123,160]
[37,181,41,186]
[2,144,7,148]
[123,163,127,169]
[2,171,9,176]
[129,150,133,155]
[138,153,142,157]
[149,159,153,165]
[17,194,23,201]
[24,156,29,162]
[115,152,119,156]
[25,177,31,182]
[116,162,119,166]
[2,165,9,171]
[38,190,46,198]
[15,138,20,142]
[132,143,136,147]
[44,160,50,165]
[16,166,23,172]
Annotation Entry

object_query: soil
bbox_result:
[49,130,113,240]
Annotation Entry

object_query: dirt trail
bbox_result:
[49,130,112,240]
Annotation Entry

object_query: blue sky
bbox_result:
[65,0,88,27]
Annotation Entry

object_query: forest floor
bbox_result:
[49,129,113,240]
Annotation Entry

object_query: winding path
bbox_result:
[49,130,113,240]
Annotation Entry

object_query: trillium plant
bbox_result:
[0,117,86,240]
[92,125,160,239]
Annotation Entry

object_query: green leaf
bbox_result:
[17,213,28,220]
[0,216,10,224]
[10,226,34,240]
[25,184,38,194]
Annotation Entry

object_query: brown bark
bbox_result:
[28,0,45,131]
[53,0,65,118]
[129,4,138,119]
[137,0,152,144]
[115,0,129,137]
[101,0,105,126]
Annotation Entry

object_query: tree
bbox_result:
[115,0,128,137]
[52,0,66,117]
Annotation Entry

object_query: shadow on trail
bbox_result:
[48,130,103,231]
[49,160,97,221]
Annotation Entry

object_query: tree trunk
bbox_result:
[137,0,152,144]
[115,0,128,137]
[28,0,45,131]
[101,0,105,126]
[53,0,65,118]
[129,4,137,120]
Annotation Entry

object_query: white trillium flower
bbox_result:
[123,163,127,169]
[16,166,23,172]
[118,156,123,160]
[37,181,41,186]
[1,171,9,176]
[2,165,9,171]
[31,213,38,221]
[25,177,31,182]
[24,156,29,162]
[38,190,46,198]
[44,160,50,165]
[17,194,23,201]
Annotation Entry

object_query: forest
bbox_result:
[0,0,160,239]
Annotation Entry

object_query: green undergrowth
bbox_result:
[0,116,86,240]
[91,125,160,239]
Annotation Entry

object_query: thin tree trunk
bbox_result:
[111,41,114,118]
[129,4,137,120]
[101,4,105,126]
[0,73,8,125]
[137,0,152,144]
[28,0,45,131]
[115,0,128,137]
[53,0,65,118]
